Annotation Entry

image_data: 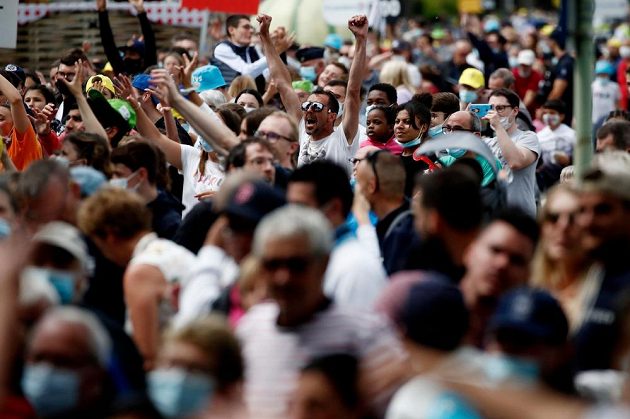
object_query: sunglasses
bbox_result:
[261,256,312,273]
[544,211,576,225]
[301,101,328,112]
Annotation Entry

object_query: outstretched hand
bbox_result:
[128,0,145,13]
[96,0,107,12]
[150,69,179,105]
[179,52,199,89]
[257,14,272,38]
[61,60,85,99]
[348,15,369,38]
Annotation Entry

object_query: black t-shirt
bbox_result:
[551,53,574,122]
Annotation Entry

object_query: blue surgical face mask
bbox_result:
[459,89,478,103]
[484,354,539,384]
[597,76,610,85]
[299,66,317,82]
[428,123,443,138]
[448,148,467,158]
[22,363,80,417]
[48,270,76,304]
[395,132,423,148]
[508,56,519,68]
[0,218,10,239]
[199,139,213,153]
[148,368,214,419]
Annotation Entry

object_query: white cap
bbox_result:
[517,49,536,66]
[33,222,90,272]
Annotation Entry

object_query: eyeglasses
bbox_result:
[366,150,385,192]
[261,256,312,273]
[57,71,76,81]
[255,130,294,143]
[544,211,576,225]
[493,105,513,113]
[442,125,473,134]
[301,101,329,113]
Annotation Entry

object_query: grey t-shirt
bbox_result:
[484,129,540,217]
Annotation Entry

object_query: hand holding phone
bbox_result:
[469,104,493,118]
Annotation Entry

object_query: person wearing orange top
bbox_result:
[0,73,43,170]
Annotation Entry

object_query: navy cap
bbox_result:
[2,64,25,88]
[400,278,469,351]
[391,39,412,52]
[224,181,286,225]
[119,40,145,56]
[549,27,566,50]
[489,287,568,345]
[296,47,325,63]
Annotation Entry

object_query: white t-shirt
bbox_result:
[537,123,576,164]
[484,129,540,217]
[298,119,359,176]
[592,79,620,123]
[180,144,225,217]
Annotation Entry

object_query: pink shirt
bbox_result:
[360,136,403,155]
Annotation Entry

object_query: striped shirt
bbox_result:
[236,301,406,418]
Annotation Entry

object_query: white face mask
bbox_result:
[337,102,344,118]
[542,114,561,127]
[621,46,630,59]
[109,170,140,192]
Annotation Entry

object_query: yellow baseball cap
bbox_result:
[458,68,485,89]
[85,75,115,96]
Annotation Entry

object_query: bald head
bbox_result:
[444,111,481,135]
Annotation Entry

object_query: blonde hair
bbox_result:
[379,61,415,93]
[77,187,151,240]
[530,184,580,290]
[228,75,257,99]
[163,316,243,391]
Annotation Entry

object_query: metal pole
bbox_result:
[199,10,209,58]
[571,0,594,181]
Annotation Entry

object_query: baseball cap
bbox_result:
[108,99,137,129]
[391,39,412,52]
[484,19,501,33]
[33,221,90,272]
[296,47,325,63]
[224,180,286,225]
[517,49,536,66]
[191,65,227,93]
[324,34,343,51]
[131,73,151,91]
[400,279,469,351]
[3,64,25,86]
[595,60,615,76]
[489,287,568,345]
[579,151,630,201]
[292,80,314,93]
[458,68,485,89]
[70,166,107,198]
[119,39,145,56]
[85,75,115,96]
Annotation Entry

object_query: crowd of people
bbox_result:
[0,0,630,417]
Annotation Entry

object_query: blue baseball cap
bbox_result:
[132,73,152,91]
[489,287,568,345]
[595,60,615,76]
[191,65,227,93]
[324,34,343,51]
[70,166,106,197]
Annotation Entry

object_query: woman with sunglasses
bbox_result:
[394,95,438,196]
[531,184,594,332]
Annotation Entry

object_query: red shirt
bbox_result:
[512,67,543,114]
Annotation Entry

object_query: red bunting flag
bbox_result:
[180,0,261,15]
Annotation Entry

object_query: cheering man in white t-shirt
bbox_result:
[257,13,367,175]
